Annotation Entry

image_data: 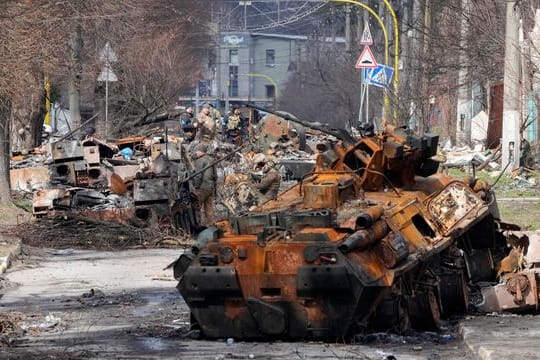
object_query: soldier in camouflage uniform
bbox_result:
[192,143,216,226]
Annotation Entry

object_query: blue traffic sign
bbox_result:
[362,65,394,88]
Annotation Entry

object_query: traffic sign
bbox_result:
[355,46,377,69]
[360,23,373,45]
[362,65,394,88]
[98,64,118,82]
[99,42,117,64]
[362,68,373,83]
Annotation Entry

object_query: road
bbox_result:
[0,247,484,359]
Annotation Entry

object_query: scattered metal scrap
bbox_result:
[477,231,540,313]
[10,130,198,229]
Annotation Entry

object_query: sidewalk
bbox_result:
[460,315,540,359]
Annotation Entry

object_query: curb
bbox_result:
[0,237,22,274]
[459,323,488,360]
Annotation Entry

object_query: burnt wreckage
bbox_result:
[173,109,513,339]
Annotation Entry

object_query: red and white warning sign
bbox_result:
[355,46,377,69]
[360,23,373,45]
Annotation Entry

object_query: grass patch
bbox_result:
[12,198,32,213]
[498,200,540,230]
[443,167,540,228]
[443,168,540,198]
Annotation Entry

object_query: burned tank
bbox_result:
[172,108,510,339]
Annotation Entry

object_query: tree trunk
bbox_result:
[69,23,83,130]
[0,98,12,203]
[30,91,45,148]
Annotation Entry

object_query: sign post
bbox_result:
[364,65,394,88]
[355,23,378,125]
[98,42,118,137]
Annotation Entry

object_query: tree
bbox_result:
[279,43,363,128]
[0,0,209,202]
[108,0,209,132]
[0,1,61,202]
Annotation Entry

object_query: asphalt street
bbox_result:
[0,247,527,359]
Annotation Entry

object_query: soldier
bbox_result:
[196,104,216,142]
[192,143,216,227]
[252,153,280,201]
[179,107,197,142]
[224,105,244,145]
[208,102,221,125]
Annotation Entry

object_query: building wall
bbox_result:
[216,33,303,103]
[218,35,251,99]
[249,36,300,99]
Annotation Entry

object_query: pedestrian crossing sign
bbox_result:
[362,65,394,88]
[360,23,373,45]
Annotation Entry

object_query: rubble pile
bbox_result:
[9,130,202,247]
[0,312,25,347]
[440,140,540,195]
[8,110,345,247]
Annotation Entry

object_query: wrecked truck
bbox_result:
[172,111,514,339]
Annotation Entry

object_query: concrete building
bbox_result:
[179,32,343,113]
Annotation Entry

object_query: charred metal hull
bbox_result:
[176,242,388,339]
[174,120,512,339]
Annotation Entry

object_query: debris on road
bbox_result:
[0,312,25,347]
[476,231,540,313]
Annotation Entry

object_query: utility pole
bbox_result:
[69,23,83,130]
[418,0,431,137]
[456,0,470,146]
[502,1,521,171]
[345,4,351,52]
[212,2,222,113]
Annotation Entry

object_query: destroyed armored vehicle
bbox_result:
[173,109,514,339]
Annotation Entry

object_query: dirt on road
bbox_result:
[0,247,475,359]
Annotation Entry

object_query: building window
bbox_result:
[229,49,238,65]
[266,49,275,67]
[266,85,275,98]
[229,65,238,97]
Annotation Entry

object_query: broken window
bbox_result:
[266,49,275,67]
[266,85,275,98]
[229,49,238,65]
[229,65,238,97]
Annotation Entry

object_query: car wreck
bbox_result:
[172,108,523,340]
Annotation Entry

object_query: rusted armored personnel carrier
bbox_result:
[173,110,510,339]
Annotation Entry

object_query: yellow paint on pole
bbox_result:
[331,0,392,122]
[381,0,400,123]
[248,73,280,99]
[332,0,388,67]
[44,77,51,125]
